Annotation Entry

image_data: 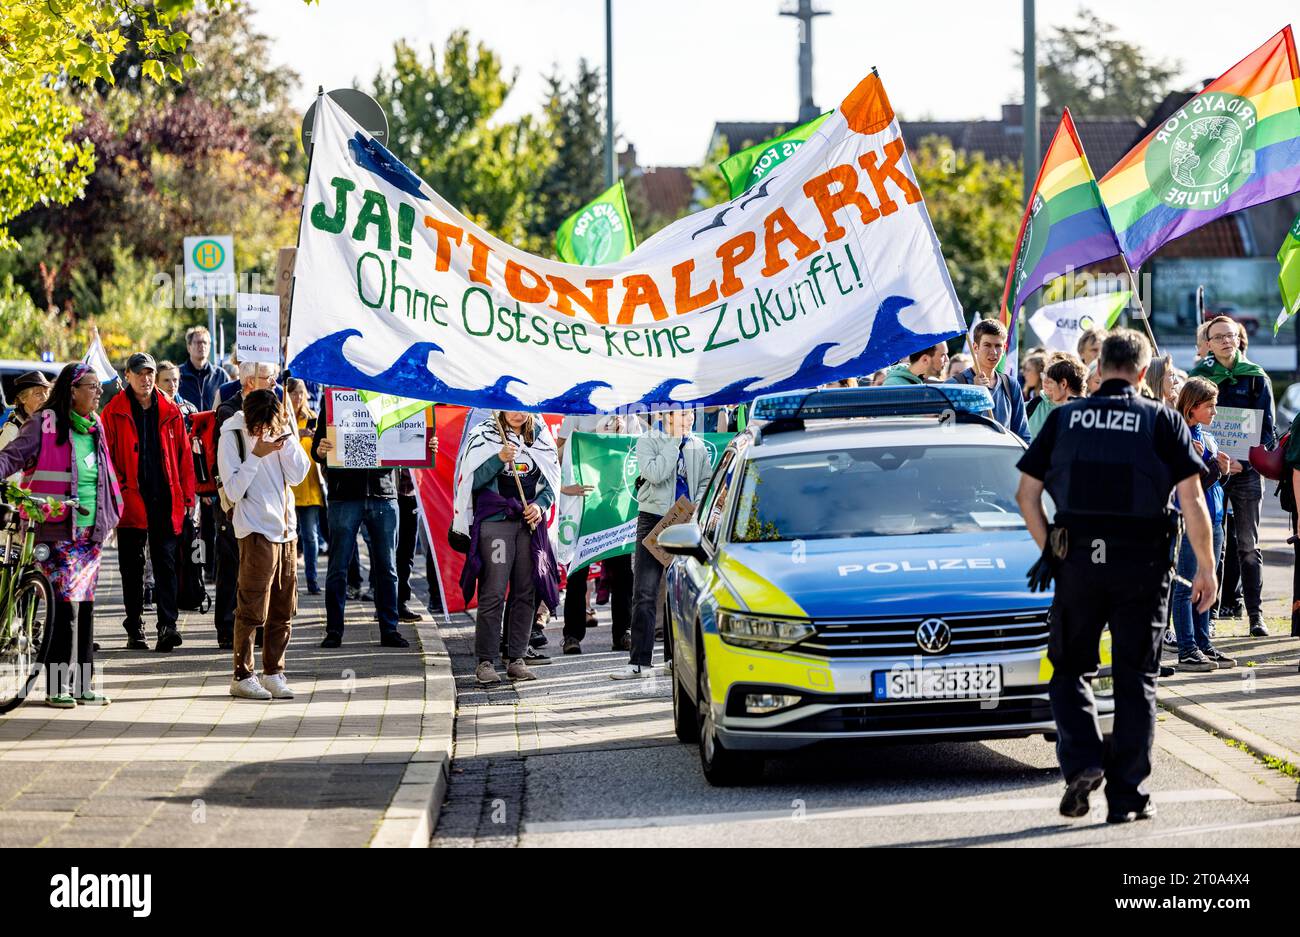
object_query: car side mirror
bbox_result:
[657,522,707,562]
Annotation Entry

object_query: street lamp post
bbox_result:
[605,0,615,189]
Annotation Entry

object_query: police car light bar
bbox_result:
[749,385,995,422]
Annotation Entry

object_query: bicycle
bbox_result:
[0,481,84,713]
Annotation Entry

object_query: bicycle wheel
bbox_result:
[0,571,54,714]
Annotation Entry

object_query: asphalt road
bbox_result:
[432,598,1300,848]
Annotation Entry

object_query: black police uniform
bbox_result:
[1017,379,1202,814]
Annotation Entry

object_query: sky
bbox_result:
[249,0,1296,167]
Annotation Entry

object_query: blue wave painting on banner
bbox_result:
[287,72,965,413]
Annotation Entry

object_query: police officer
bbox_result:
[1015,329,1217,823]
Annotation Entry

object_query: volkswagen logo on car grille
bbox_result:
[915,618,951,654]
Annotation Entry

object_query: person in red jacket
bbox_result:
[102,352,197,651]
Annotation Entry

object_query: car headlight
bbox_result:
[717,610,814,651]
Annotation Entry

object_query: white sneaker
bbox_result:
[230,675,272,700]
[261,672,295,699]
[1162,628,1177,648]
[610,664,655,680]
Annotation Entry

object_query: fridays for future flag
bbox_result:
[1099,27,1300,268]
[555,180,636,265]
[1028,291,1130,353]
[286,72,965,415]
[1276,211,1300,334]
[718,111,833,199]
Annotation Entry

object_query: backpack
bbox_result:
[176,513,211,613]
[1277,431,1296,514]
[190,410,218,496]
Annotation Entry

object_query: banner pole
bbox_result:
[1119,256,1160,356]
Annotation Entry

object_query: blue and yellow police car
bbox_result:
[657,385,1114,785]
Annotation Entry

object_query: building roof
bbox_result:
[711,107,1145,176]
[633,165,695,223]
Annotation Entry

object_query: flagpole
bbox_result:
[1117,256,1161,356]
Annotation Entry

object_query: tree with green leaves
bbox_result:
[528,60,607,249]
[0,0,226,249]
[1031,8,1181,119]
[910,136,1023,317]
[371,33,554,252]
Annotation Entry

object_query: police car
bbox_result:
[657,385,1114,785]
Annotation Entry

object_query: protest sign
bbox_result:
[235,293,281,364]
[644,497,698,567]
[286,71,964,414]
[1209,406,1264,460]
[323,387,435,469]
[556,431,732,571]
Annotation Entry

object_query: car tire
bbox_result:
[671,613,697,744]
[696,637,762,786]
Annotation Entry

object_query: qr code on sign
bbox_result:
[343,434,379,468]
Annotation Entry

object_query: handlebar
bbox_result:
[1,483,89,520]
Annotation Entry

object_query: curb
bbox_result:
[1157,682,1300,775]
[368,613,460,848]
[1262,546,1292,565]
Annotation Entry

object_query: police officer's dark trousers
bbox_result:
[1048,535,1172,812]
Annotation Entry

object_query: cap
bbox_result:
[13,371,52,392]
[126,352,157,374]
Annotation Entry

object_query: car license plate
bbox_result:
[872,665,1003,701]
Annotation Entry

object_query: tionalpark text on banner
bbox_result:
[285,72,965,414]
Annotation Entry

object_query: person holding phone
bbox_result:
[218,389,311,701]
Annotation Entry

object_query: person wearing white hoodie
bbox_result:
[217,389,311,701]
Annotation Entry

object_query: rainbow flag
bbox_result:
[1099,27,1300,267]
[999,108,1121,344]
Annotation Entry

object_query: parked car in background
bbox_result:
[0,360,65,410]
[1202,304,1261,337]
[1278,382,1300,430]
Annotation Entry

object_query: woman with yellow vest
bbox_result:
[0,364,123,707]
[286,378,325,595]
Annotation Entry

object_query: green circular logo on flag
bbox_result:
[571,203,625,265]
[191,239,225,272]
[1145,93,1256,210]
[622,449,640,504]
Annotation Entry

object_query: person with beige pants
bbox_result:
[216,389,311,700]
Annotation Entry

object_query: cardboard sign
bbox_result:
[1209,406,1264,460]
[235,293,280,364]
[323,387,435,469]
[275,247,297,354]
[642,496,698,567]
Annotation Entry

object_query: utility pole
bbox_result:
[605,0,616,189]
[1023,0,1038,209]
[781,0,829,124]
[1019,0,1041,340]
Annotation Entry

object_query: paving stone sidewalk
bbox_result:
[0,546,439,847]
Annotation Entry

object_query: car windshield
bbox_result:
[729,445,1025,542]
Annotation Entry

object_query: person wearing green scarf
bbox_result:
[1189,316,1276,637]
[0,363,124,709]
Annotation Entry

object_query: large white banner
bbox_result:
[286,73,965,413]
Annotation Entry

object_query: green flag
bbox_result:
[558,431,733,571]
[555,180,636,265]
[1276,212,1300,335]
[717,111,832,199]
[358,391,431,436]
